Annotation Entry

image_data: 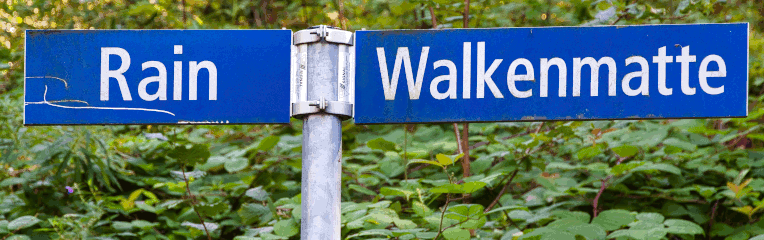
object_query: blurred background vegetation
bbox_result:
[2,0,764,239]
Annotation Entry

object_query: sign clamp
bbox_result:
[291,25,354,120]
[291,97,353,120]
[293,25,354,45]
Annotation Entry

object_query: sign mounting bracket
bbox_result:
[290,25,354,120]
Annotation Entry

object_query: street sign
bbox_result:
[354,23,749,124]
[24,30,291,125]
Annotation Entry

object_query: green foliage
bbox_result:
[2,0,764,239]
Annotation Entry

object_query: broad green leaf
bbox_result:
[413,201,433,217]
[546,218,587,229]
[636,212,665,223]
[577,145,603,160]
[112,221,134,231]
[256,135,280,151]
[135,201,157,213]
[566,223,606,240]
[628,220,663,230]
[246,187,270,201]
[725,231,749,240]
[430,184,463,194]
[446,204,484,220]
[380,187,414,200]
[646,228,669,240]
[367,213,394,225]
[181,222,219,232]
[346,229,393,239]
[6,235,30,240]
[460,215,487,229]
[518,227,555,239]
[710,223,735,237]
[233,237,259,240]
[259,233,287,239]
[442,228,470,240]
[8,216,40,230]
[407,159,443,168]
[195,201,230,216]
[546,162,577,170]
[0,220,8,234]
[445,204,485,229]
[127,2,158,15]
[292,206,302,220]
[663,138,697,151]
[0,178,26,188]
[402,150,429,159]
[349,184,377,196]
[750,234,764,240]
[633,163,681,175]
[486,205,529,215]
[606,229,630,239]
[431,182,486,194]
[239,204,272,225]
[664,219,704,235]
[131,220,158,230]
[540,231,576,240]
[611,145,639,157]
[436,153,457,166]
[586,162,611,173]
[591,209,635,231]
[224,157,249,172]
[611,161,646,175]
[169,144,211,166]
[367,138,397,151]
[393,218,416,229]
[274,219,299,237]
[461,182,487,193]
[553,211,591,223]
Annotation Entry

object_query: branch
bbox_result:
[338,0,347,30]
[428,6,438,28]
[453,123,463,154]
[252,2,263,27]
[182,165,212,240]
[181,0,187,25]
[485,169,519,213]
[342,167,366,187]
[463,0,470,28]
[235,156,288,200]
[502,131,531,141]
[708,200,719,240]
[461,124,471,178]
[433,194,451,240]
[592,176,611,218]
[593,157,627,217]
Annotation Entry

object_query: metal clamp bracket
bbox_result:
[294,25,353,46]
[291,97,353,120]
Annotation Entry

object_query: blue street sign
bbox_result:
[25,30,291,125]
[354,23,749,124]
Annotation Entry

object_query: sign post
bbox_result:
[290,25,354,239]
[24,23,748,238]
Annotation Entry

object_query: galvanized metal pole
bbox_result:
[291,26,354,239]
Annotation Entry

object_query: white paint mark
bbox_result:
[26,76,69,88]
[25,99,89,105]
[28,85,175,116]
[177,120,228,124]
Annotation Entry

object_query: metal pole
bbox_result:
[292,26,353,239]
[302,42,342,239]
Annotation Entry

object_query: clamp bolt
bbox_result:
[308,97,328,111]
